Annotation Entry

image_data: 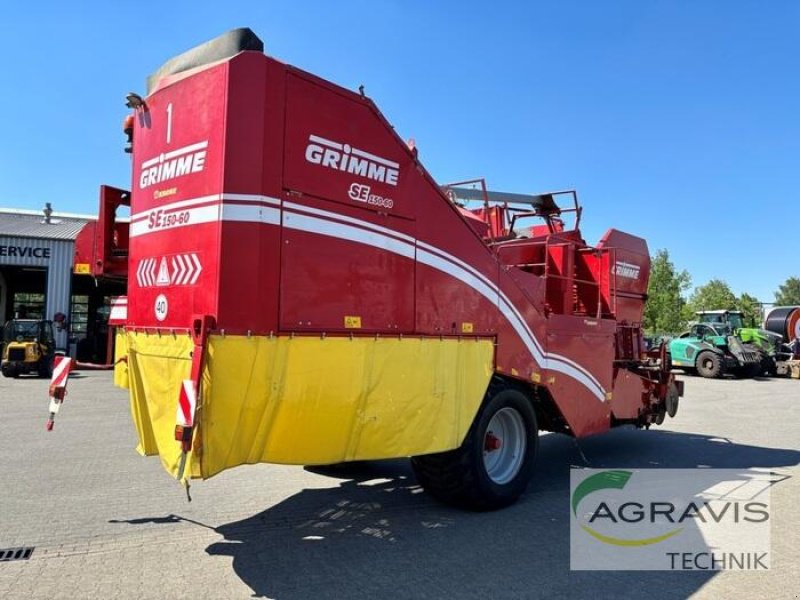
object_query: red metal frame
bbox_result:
[73,186,130,280]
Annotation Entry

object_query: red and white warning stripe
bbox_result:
[51,356,72,389]
[170,253,203,285]
[136,258,157,287]
[176,379,197,428]
[46,356,73,431]
[175,378,198,479]
[108,296,128,325]
[135,254,204,288]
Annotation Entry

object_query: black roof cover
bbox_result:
[147,28,264,94]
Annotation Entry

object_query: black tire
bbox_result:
[411,383,538,511]
[666,380,680,418]
[696,351,723,378]
[763,356,777,377]
[38,356,54,379]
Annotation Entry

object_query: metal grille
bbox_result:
[742,352,759,364]
[0,547,34,562]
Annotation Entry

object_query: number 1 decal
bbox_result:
[166,102,173,144]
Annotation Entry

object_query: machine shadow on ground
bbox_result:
[185,428,798,599]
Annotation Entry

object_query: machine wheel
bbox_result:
[696,351,723,378]
[665,381,680,418]
[38,357,54,378]
[411,384,538,511]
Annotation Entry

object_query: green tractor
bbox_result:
[1,319,56,378]
[697,310,792,376]
[668,311,763,378]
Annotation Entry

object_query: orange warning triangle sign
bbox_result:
[156,257,170,286]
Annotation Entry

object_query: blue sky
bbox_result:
[1,1,797,302]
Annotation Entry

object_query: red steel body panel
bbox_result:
[128,62,227,328]
[280,220,416,332]
[217,54,281,333]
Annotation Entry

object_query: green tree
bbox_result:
[774,277,800,306]
[644,249,691,334]
[688,279,737,314]
[735,292,762,327]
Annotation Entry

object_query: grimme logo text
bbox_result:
[614,261,641,279]
[305,134,400,186]
[139,141,208,189]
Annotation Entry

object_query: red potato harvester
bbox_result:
[81,28,681,509]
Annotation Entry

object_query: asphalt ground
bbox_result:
[0,370,798,599]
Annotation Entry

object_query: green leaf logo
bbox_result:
[572,470,682,547]
[572,470,633,517]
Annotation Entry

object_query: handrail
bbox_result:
[495,235,629,320]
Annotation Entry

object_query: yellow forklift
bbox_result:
[1,319,55,378]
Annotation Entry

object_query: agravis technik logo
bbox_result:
[570,468,773,571]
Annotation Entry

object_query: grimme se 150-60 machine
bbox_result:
[93,28,682,510]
